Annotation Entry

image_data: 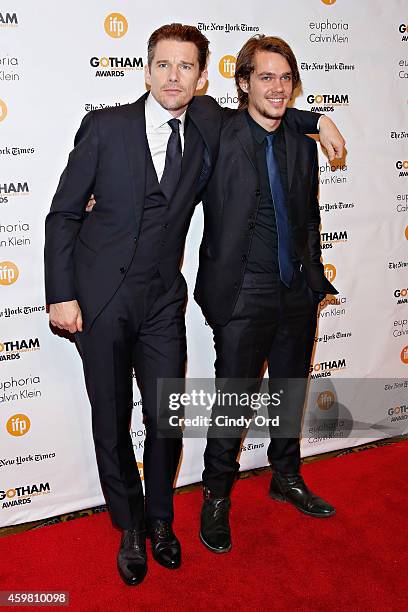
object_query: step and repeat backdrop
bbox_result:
[1,0,407,526]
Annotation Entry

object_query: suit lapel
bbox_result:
[122,93,148,217]
[233,111,257,172]
[179,117,203,181]
[122,94,218,207]
[187,96,219,167]
[283,122,298,193]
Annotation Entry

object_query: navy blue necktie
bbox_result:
[160,118,182,202]
[265,132,294,287]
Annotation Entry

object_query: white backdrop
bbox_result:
[1,0,407,526]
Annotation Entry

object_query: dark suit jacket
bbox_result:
[194,109,338,326]
[44,92,221,330]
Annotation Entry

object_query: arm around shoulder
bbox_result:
[285,108,345,161]
[285,107,320,134]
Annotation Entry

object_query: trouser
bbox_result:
[75,271,186,530]
[203,269,319,497]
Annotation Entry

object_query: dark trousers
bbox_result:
[75,271,186,530]
[203,269,319,497]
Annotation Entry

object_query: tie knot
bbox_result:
[168,118,181,133]
[266,132,276,146]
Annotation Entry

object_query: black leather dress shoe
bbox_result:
[117,529,147,586]
[199,487,232,553]
[269,472,336,518]
[147,519,181,569]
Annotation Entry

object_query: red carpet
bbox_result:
[1,441,407,611]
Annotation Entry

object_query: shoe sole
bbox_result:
[269,492,336,518]
[199,531,232,553]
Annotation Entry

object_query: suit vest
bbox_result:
[126,119,204,289]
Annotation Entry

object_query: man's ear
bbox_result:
[144,64,151,86]
[196,68,208,91]
[238,77,249,93]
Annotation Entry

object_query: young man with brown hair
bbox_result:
[195,36,338,554]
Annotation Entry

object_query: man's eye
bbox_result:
[282,75,292,81]
[158,63,168,68]
[181,64,191,70]
[262,76,271,80]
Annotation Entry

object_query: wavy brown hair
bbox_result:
[235,35,301,109]
[147,23,209,72]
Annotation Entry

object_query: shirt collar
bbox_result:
[245,110,282,145]
[145,92,187,131]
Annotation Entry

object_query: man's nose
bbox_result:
[168,65,179,81]
[273,78,284,91]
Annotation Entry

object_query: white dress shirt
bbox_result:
[145,93,186,182]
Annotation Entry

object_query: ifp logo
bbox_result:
[401,345,408,364]
[0,99,7,122]
[324,263,337,283]
[321,0,336,4]
[405,225,408,240]
[6,414,30,437]
[219,55,236,79]
[104,13,128,38]
[317,390,336,410]
[0,261,19,285]
[137,462,144,481]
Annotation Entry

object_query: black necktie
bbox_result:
[160,118,182,202]
[266,133,294,287]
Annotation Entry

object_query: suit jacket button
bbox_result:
[255,189,261,196]
[120,267,126,274]
[133,237,138,243]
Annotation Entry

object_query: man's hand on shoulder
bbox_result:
[49,300,83,333]
[318,115,346,161]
